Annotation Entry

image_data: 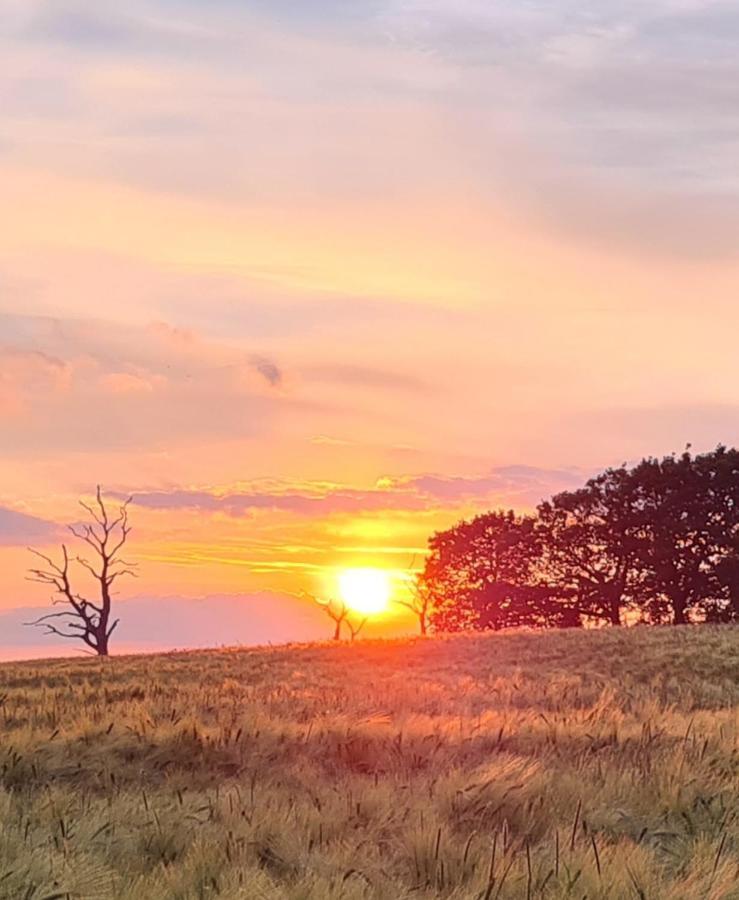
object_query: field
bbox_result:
[1,627,739,899]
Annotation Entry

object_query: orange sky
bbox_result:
[2,0,739,652]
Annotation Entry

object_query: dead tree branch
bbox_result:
[346,615,367,642]
[393,562,433,635]
[26,486,134,656]
[310,593,349,641]
[309,593,367,642]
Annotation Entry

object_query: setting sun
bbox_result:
[338,568,391,616]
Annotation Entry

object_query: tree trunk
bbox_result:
[333,620,341,641]
[672,598,688,625]
[608,597,621,626]
[419,616,427,636]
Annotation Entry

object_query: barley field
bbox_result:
[1,627,738,899]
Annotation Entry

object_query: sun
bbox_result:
[338,568,391,616]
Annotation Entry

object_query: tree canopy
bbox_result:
[422,446,739,631]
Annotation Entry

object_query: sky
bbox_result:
[2,0,739,655]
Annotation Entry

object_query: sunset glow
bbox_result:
[1,0,738,656]
[338,568,392,617]
[3,2,737,895]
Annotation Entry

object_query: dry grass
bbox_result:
[1,626,739,898]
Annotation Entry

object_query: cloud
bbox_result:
[25,7,150,50]
[250,355,282,387]
[125,465,584,517]
[0,592,331,656]
[99,371,160,394]
[0,346,71,416]
[0,314,293,453]
[390,465,585,506]
[126,485,427,516]
[301,364,430,393]
[20,4,228,58]
[0,347,69,384]
[7,0,739,258]
[378,0,739,255]
[310,434,354,446]
[0,507,60,547]
[567,404,739,462]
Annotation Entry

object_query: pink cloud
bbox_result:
[0,506,60,546]
[100,371,161,394]
[0,347,71,417]
[0,314,291,452]
[124,465,584,518]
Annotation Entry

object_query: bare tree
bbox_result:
[27,486,135,656]
[313,595,349,640]
[346,614,367,642]
[311,594,367,642]
[394,572,433,635]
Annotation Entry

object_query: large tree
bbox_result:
[423,510,578,631]
[537,466,644,626]
[421,446,739,631]
[627,446,739,624]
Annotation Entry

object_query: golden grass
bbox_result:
[1,626,738,898]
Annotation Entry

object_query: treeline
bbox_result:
[418,446,739,631]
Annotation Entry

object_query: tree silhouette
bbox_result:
[425,446,739,631]
[423,510,574,631]
[314,595,349,640]
[537,467,644,626]
[346,614,367,642]
[627,447,739,624]
[394,573,434,635]
[27,487,134,656]
[312,594,368,641]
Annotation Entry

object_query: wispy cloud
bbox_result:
[387,465,584,506]
[0,507,60,546]
[2,0,739,619]
[0,592,331,655]
[126,485,426,516]
[301,364,430,393]
[125,465,581,517]
[0,314,292,453]
[249,355,283,388]
[8,0,739,256]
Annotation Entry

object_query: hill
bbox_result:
[1,626,739,898]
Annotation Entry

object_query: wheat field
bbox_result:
[1,626,738,899]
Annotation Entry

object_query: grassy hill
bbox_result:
[1,627,739,899]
